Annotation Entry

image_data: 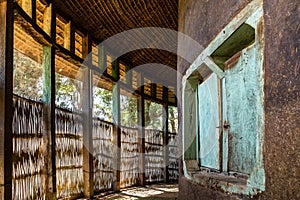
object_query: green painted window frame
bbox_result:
[182,0,265,196]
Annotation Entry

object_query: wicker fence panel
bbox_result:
[145,129,164,183]
[93,118,114,192]
[55,108,83,199]
[168,133,179,181]
[12,96,46,200]
[120,127,139,188]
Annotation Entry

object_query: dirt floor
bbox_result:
[94,184,178,200]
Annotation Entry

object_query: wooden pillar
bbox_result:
[31,0,36,24]
[0,1,14,199]
[82,34,94,198]
[112,59,121,191]
[42,46,57,200]
[98,44,106,71]
[163,86,169,183]
[137,74,146,186]
[151,83,156,99]
[49,5,57,199]
[125,64,132,86]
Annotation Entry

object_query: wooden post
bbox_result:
[112,59,121,191]
[151,83,156,99]
[137,74,146,186]
[0,1,14,199]
[98,44,106,71]
[82,34,94,198]
[125,64,132,86]
[32,0,36,24]
[48,4,57,199]
[42,46,57,200]
[163,86,169,183]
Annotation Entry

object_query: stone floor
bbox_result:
[94,184,178,200]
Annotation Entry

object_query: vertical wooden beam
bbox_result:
[163,86,169,183]
[151,83,156,99]
[137,74,145,186]
[31,0,36,24]
[0,1,13,199]
[98,44,106,70]
[221,78,228,172]
[112,59,121,191]
[70,23,75,56]
[42,46,56,200]
[125,64,132,86]
[82,34,94,198]
[50,4,57,199]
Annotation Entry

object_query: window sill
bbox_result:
[183,160,265,197]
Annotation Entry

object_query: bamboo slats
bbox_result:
[11,96,178,199]
[93,119,114,192]
[120,127,139,188]
[55,108,84,199]
[12,95,46,200]
[168,133,179,181]
[145,129,164,183]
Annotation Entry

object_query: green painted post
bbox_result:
[42,46,57,200]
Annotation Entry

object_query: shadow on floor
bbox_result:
[95,184,178,200]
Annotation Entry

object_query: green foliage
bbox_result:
[93,87,113,122]
[13,49,178,132]
[55,74,82,111]
[145,100,163,130]
[168,106,178,133]
[13,50,43,100]
[121,95,138,127]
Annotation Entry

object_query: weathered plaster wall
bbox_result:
[178,0,300,199]
[263,0,300,199]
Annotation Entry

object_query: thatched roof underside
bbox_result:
[52,0,178,73]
